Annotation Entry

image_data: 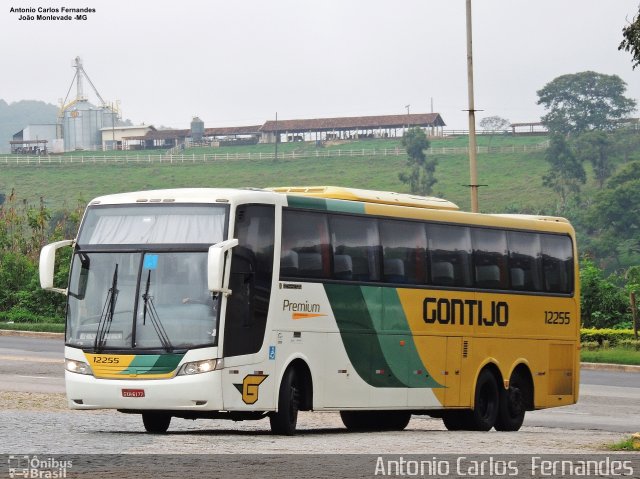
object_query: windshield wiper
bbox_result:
[94,264,119,352]
[142,270,173,352]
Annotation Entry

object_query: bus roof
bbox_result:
[87,188,280,206]
[85,187,572,232]
[269,186,459,211]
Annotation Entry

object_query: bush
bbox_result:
[580,258,630,328]
[580,328,637,346]
[0,191,77,323]
[581,341,600,351]
[618,339,640,351]
[0,307,63,324]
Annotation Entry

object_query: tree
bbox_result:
[541,134,586,211]
[586,161,640,268]
[398,127,437,196]
[619,7,640,69]
[625,266,640,338]
[574,131,615,188]
[536,71,636,135]
[479,116,510,149]
[580,257,630,328]
[611,126,640,163]
[479,116,510,131]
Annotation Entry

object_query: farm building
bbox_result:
[259,113,446,143]
[11,124,61,154]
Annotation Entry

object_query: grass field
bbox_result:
[0,135,585,215]
[580,348,640,366]
[0,322,64,333]
[0,134,610,219]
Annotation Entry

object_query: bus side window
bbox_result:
[507,231,543,292]
[427,224,472,287]
[330,215,381,282]
[431,261,455,285]
[379,219,427,284]
[472,228,508,290]
[281,210,330,279]
[541,234,574,294]
[334,254,353,280]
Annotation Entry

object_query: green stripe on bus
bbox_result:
[363,288,442,389]
[119,354,184,375]
[286,195,365,214]
[324,283,405,388]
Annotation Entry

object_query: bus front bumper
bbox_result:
[65,370,224,411]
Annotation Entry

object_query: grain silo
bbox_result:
[59,57,120,151]
[191,116,205,143]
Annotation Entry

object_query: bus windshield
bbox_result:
[66,204,228,350]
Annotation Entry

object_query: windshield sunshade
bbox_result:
[78,204,227,245]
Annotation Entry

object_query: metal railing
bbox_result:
[0,142,549,167]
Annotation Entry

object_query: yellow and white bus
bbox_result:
[40,186,579,435]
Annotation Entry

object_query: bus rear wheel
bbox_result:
[442,411,472,431]
[469,369,499,431]
[340,411,411,431]
[142,412,171,434]
[269,368,300,435]
[495,372,528,432]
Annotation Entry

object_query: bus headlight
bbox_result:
[177,359,221,376]
[65,358,93,376]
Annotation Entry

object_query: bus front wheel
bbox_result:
[269,367,300,435]
[340,411,411,431]
[142,412,171,434]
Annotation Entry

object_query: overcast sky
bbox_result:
[2,0,640,130]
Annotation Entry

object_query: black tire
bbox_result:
[142,412,171,434]
[495,372,527,432]
[469,369,499,431]
[340,411,370,431]
[340,411,411,431]
[381,411,411,431]
[270,368,300,435]
[442,411,472,431]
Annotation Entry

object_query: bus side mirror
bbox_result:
[39,239,74,295]
[208,238,239,295]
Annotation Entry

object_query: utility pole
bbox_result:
[405,104,410,133]
[274,112,278,162]
[466,0,479,213]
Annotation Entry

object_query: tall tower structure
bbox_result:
[58,57,120,151]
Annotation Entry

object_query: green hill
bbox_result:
[0,135,574,214]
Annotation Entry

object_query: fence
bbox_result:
[0,142,549,167]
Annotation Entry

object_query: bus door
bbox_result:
[409,336,463,408]
[221,204,276,410]
[443,336,463,406]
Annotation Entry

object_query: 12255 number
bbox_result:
[544,311,571,325]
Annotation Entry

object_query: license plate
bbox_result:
[122,389,145,398]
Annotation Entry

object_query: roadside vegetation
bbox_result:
[607,436,639,451]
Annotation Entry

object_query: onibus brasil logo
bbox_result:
[8,455,73,478]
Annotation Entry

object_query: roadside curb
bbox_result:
[0,329,64,339]
[581,362,640,373]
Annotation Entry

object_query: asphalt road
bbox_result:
[1,333,639,433]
